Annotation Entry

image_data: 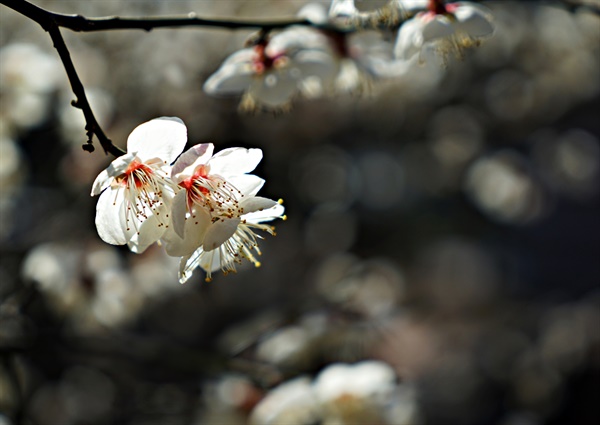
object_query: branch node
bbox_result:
[82,143,95,153]
[71,99,81,108]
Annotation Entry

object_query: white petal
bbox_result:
[204,62,255,95]
[171,143,214,180]
[297,3,328,25]
[293,50,338,86]
[243,203,285,224]
[127,117,187,164]
[179,247,221,283]
[163,207,211,257]
[179,252,199,284]
[126,212,163,254]
[240,196,278,214]
[90,153,136,196]
[394,0,428,13]
[335,59,362,93]
[208,147,263,177]
[249,72,298,108]
[329,0,357,18]
[203,218,241,251]
[219,48,256,66]
[171,190,188,238]
[454,5,494,37]
[267,28,331,55]
[394,18,425,60]
[367,55,418,78]
[200,249,222,273]
[422,16,454,42]
[91,169,111,197]
[95,188,131,246]
[227,174,265,197]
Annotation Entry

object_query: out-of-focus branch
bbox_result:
[1,0,598,155]
[561,0,600,13]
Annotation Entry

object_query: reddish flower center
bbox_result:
[120,160,153,188]
[180,165,210,193]
[252,43,287,74]
[428,0,449,14]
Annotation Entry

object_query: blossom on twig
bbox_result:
[394,1,494,62]
[162,143,285,283]
[91,117,186,253]
[203,28,338,111]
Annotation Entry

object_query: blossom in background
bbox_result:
[0,42,64,129]
[328,0,403,29]
[394,1,494,62]
[328,0,359,29]
[91,117,186,253]
[250,360,420,425]
[313,361,398,423]
[203,28,337,111]
[162,143,285,283]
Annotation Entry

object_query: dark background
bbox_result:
[1,1,599,424]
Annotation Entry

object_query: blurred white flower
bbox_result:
[21,242,156,331]
[91,117,186,253]
[314,361,419,425]
[395,1,494,62]
[328,0,359,29]
[331,31,403,92]
[250,377,319,425]
[251,361,420,425]
[204,29,337,111]
[0,43,64,129]
[314,360,396,403]
[162,144,285,283]
[465,150,545,224]
[297,3,329,25]
[329,0,404,29]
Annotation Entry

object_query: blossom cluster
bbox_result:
[204,0,494,111]
[91,117,285,283]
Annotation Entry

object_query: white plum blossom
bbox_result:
[204,28,337,111]
[162,143,285,283]
[91,117,186,253]
[328,0,359,29]
[250,361,420,425]
[313,361,420,425]
[395,1,494,62]
[0,43,64,129]
[314,361,397,405]
[90,117,285,283]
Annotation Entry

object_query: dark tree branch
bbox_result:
[47,26,124,156]
[1,0,318,32]
[2,0,126,156]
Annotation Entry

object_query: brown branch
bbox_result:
[0,0,317,32]
[2,0,125,156]
[47,26,123,156]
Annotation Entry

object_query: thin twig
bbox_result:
[0,0,319,32]
[47,26,124,156]
[2,0,126,155]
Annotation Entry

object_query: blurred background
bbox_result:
[1,1,599,424]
